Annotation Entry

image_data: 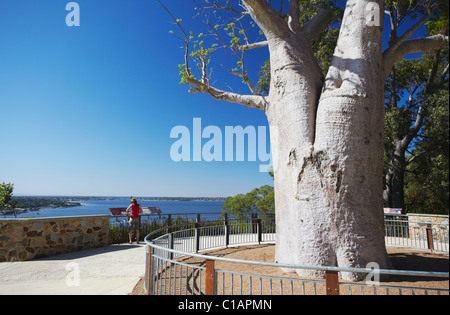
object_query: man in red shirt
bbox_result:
[126,198,143,244]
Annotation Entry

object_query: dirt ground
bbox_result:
[130,245,449,295]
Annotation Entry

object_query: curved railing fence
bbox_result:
[143,215,448,296]
[111,212,449,252]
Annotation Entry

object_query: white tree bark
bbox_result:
[238,0,393,280]
[160,0,448,281]
[243,0,444,280]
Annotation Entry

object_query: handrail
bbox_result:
[144,218,449,279]
[147,240,449,279]
[143,216,449,295]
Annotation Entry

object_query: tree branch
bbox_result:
[383,35,449,77]
[192,0,248,17]
[157,0,193,80]
[186,77,267,110]
[390,4,436,51]
[157,0,268,111]
[300,9,332,43]
[241,0,289,39]
[288,0,301,33]
[237,40,269,51]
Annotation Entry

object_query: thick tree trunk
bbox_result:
[271,92,391,281]
[265,36,326,275]
[268,0,391,281]
[163,0,447,281]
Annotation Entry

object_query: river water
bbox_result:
[8,197,225,219]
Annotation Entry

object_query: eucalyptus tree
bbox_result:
[158,0,448,280]
[383,1,449,212]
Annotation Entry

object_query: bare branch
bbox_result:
[383,35,449,77]
[157,0,192,79]
[390,3,438,51]
[186,77,267,110]
[241,0,289,39]
[300,9,332,43]
[382,2,444,76]
[237,40,269,51]
[228,71,259,95]
[193,0,248,17]
[288,0,301,33]
[439,63,449,83]
[157,0,267,110]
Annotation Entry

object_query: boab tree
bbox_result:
[158,0,448,280]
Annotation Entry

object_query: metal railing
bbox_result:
[108,212,225,244]
[143,215,449,296]
[110,213,448,253]
[384,215,449,253]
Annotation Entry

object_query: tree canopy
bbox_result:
[222,185,274,218]
[0,182,16,218]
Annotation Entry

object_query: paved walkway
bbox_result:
[0,243,146,295]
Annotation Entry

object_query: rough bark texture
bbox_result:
[266,0,392,280]
[243,0,443,280]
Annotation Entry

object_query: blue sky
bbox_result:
[0,0,273,197]
[0,1,430,197]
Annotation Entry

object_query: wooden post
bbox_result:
[426,224,434,250]
[326,271,340,295]
[205,259,216,295]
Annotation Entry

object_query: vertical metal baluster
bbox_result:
[199,266,202,295]
[260,277,263,295]
[173,263,177,295]
[231,274,234,295]
[185,265,188,295]
[240,275,243,295]
[269,278,272,295]
[169,261,172,295]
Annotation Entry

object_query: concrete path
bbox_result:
[0,243,146,295]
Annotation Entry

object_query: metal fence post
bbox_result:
[326,271,340,295]
[167,214,172,234]
[251,213,258,234]
[257,218,262,244]
[145,245,153,295]
[205,259,216,295]
[426,224,434,250]
[224,213,229,247]
[168,232,174,260]
[195,214,201,253]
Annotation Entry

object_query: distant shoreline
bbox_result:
[137,197,227,202]
[14,196,227,204]
[14,196,227,202]
[4,201,83,217]
[3,196,226,217]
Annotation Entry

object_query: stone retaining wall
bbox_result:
[407,213,449,225]
[407,214,449,244]
[0,215,110,262]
